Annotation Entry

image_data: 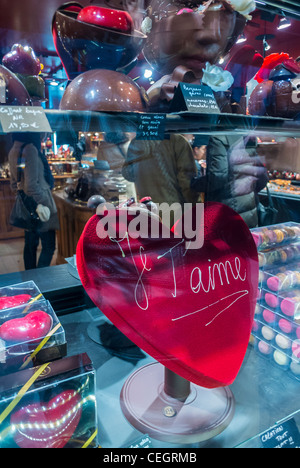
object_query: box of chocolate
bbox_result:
[0,299,67,375]
[0,281,43,311]
[0,353,97,448]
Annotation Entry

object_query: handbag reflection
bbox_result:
[257,184,278,227]
[9,143,48,231]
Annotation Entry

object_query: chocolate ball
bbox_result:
[59,69,147,112]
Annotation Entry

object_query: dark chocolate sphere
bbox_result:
[59,69,147,112]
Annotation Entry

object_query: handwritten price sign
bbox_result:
[0,106,52,133]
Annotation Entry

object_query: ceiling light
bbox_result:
[237,34,247,44]
[144,69,153,79]
[263,38,271,51]
[278,17,291,30]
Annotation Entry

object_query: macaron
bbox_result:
[267,276,280,292]
[275,333,291,350]
[261,325,275,341]
[252,232,262,248]
[273,349,289,367]
[262,308,276,325]
[273,229,285,243]
[290,359,300,376]
[281,297,300,318]
[292,339,300,361]
[278,318,293,335]
[258,340,272,355]
[264,293,279,309]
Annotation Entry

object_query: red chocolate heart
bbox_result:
[11,390,82,448]
[0,294,32,310]
[0,311,52,343]
[77,202,259,389]
[77,6,133,33]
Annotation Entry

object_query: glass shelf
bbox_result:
[45,110,300,138]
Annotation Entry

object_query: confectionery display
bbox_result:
[2,44,45,103]
[0,282,66,375]
[249,53,300,119]
[52,2,148,112]
[0,0,300,450]
[252,223,300,252]
[0,353,97,448]
[261,179,300,199]
[143,0,256,111]
[59,68,147,112]
[0,63,31,106]
[251,223,300,382]
[0,281,41,309]
[77,201,259,389]
[52,3,146,79]
[258,243,300,270]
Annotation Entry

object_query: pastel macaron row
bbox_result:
[252,326,300,379]
[258,243,300,269]
[262,289,300,321]
[252,223,300,252]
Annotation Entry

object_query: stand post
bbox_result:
[164,367,191,401]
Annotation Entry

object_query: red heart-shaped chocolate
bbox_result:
[0,311,52,343]
[77,202,259,388]
[0,294,32,310]
[11,390,82,448]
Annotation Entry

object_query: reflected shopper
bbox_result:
[192,135,268,228]
[123,134,199,227]
[8,132,59,270]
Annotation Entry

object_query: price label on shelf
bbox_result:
[0,106,52,133]
[136,113,166,140]
[170,83,220,114]
[260,418,300,448]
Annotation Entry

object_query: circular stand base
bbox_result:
[87,317,144,359]
[120,362,235,444]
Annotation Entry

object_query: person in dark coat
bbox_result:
[191,135,269,228]
[9,132,59,270]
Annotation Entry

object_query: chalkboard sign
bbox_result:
[0,106,52,133]
[170,83,220,114]
[136,113,166,140]
[260,418,300,448]
[127,434,152,448]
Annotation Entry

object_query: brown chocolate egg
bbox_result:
[0,65,31,106]
[59,69,147,112]
[248,80,274,116]
[249,78,300,119]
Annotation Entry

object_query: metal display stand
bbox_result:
[120,362,235,444]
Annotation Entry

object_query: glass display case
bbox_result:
[0,0,300,450]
